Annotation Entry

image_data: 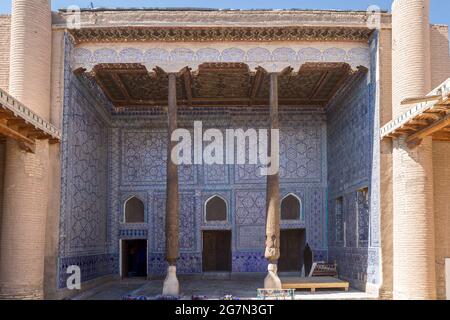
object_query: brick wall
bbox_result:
[430,25,450,88]
[44,29,65,299]
[0,143,5,266]
[379,28,394,299]
[391,0,436,300]
[0,15,10,90]
[433,141,450,299]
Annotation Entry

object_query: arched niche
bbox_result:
[281,193,303,221]
[204,195,228,223]
[124,196,145,223]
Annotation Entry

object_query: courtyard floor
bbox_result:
[73,275,378,300]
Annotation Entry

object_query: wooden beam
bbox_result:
[419,113,441,121]
[409,119,430,126]
[407,112,450,147]
[110,73,132,102]
[0,122,35,152]
[401,94,441,105]
[7,119,27,126]
[309,71,330,99]
[249,67,265,106]
[93,73,128,106]
[432,132,450,141]
[181,68,193,107]
[115,97,329,107]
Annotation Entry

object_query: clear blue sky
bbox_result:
[0,1,449,25]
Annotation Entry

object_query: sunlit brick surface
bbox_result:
[0,0,51,300]
[392,0,436,300]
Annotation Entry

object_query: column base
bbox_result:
[162,266,180,296]
[0,285,43,300]
[264,263,282,289]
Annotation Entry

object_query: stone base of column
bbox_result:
[378,289,393,300]
[264,263,282,289]
[162,266,180,296]
[0,285,43,300]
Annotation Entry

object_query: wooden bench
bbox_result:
[281,276,349,293]
[309,262,338,277]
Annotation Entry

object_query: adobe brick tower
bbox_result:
[391,0,437,299]
[0,0,51,299]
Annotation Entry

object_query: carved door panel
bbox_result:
[202,231,232,272]
[279,229,306,273]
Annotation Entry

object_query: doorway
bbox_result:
[202,230,232,272]
[121,240,147,278]
[278,229,306,273]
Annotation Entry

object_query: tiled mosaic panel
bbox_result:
[357,188,370,245]
[121,130,195,185]
[152,192,197,252]
[64,87,109,255]
[60,34,110,260]
[326,34,380,288]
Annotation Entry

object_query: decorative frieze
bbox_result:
[71,45,370,73]
[69,26,373,44]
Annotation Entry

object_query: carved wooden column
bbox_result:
[163,73,180,295]
[264,73,282,289]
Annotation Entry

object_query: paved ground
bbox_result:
[74,275,378,300]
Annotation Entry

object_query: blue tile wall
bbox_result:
[326,33,381,289]
[59,32,380,289]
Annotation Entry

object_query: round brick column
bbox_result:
[391,0,436,299]
[0,0,51,299]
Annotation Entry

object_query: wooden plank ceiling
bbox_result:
[85,62,361,109]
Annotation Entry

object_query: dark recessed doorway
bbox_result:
[202,230,232,272]
[278,229,306,273]
[121,240,147,278]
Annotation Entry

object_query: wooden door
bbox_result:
[202,231,232,272]
[278,229,306,272]
[122,240,147,278]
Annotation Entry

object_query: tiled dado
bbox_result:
[58,254,118,289]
